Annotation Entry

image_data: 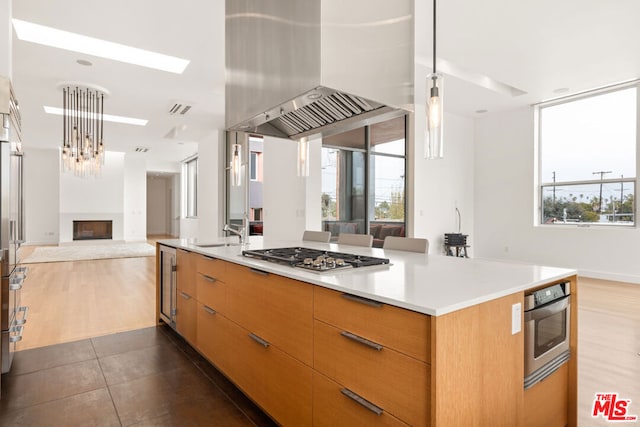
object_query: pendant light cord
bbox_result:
[432,0,437,74]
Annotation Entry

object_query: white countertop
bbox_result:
[158,236,576,316]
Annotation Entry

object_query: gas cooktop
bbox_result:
[241,247,390,272]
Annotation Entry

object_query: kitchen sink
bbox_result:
[194,242,240,248]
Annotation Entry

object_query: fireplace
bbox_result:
[73,220,113,240]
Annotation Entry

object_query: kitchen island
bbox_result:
[156,237,578,427]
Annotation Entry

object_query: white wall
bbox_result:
[24,148,59,245]
[124,155,146,241]
[304,135,323,232]
[197,130,225,241]
[474,107,640,283]
[59,151,125,242]
[262,136,308,240]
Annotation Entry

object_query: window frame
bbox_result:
[184,156,198,218]
[536,81,639,228]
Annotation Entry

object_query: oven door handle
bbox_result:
[525,295,570,322]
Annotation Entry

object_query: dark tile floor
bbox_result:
[0,325,277,426]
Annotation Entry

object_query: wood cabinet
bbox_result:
[314,286,430,363]
[225,262,314,366]
[524,363,568,427]
[156,245,578,427]
[314,288,430,427]
[176,249,197,344]
[312,371,409,427]
[314,319,429,426]
[223,317,313,427]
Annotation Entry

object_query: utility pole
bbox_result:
[592,170,612,213]
[552,171,556,207]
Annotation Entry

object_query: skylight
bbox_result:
[12,19,190,74]
[43,106,148,126]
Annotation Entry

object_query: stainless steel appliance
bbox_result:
[1,75,27,375]
[225,0,413,140]
[242,247,390,273]
[524,281,571,389]
[158,245,177,329]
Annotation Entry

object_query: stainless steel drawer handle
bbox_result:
[249,268,269,277]
[9,325,24,343]
[340,388,383,416]
[179,291,191,300]
[340,331,383,351]
[203,305,217,315]
[15,306,29,325]
[9,276,24,291]
[248,333,270,348]
[202,274,217,283]
[341,293,383,308]
[16,266,28,277]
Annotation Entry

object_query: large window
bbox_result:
[538,85,637,226]
[321,115,406,246]
[184,157,198,218]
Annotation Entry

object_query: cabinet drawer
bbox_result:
[226,262,313,365]
[524,362,568,427]
[177,249,196,296]
[314,286,430,363]
[196,302,230,373]
[196,272,226,313]
[176,290,197,345]
[226,318,312,427]
[196,255,227,284]
[313,371,409,427]
[314,320,429,427]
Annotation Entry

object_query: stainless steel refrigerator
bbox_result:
[0,75,26,379]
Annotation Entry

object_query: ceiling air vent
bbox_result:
[134,147,149,153]
[168,102,193,115]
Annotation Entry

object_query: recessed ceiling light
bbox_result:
[12,19,190,74]
[43,106,148,126]
[76,59,92,66]
[553,87,569,94]
[475,109,488,114]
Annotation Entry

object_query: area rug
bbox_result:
[21,243,156,264]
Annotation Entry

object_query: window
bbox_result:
[538,85,637,226]
[321,115,407,245]
[250,152,259,181]
[184,157,197,217]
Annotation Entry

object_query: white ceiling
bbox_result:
[9,0,640,164]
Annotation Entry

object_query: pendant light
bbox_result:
[230,142,242,186]
[297,136,310,177]
[425,0,444,159]
[61,85,106,176]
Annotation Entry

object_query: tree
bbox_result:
[389,190,405,220]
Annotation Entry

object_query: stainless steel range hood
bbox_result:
[225,0,414,139]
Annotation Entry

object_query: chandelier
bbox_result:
[61,85,106,176]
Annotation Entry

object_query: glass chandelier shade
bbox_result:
[230,143,242,186]
[297,137,309,177]
[425,73,444,159]
[61,86,106,176]
[425,0,444,160]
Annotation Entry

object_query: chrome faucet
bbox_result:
[223,223,245,244]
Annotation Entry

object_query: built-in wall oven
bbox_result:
[158,245,177,329]
[524,281,571,389]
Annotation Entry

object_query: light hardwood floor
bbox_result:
[14,237,170,351]
[13,248,640,424]
[577,277,640,426]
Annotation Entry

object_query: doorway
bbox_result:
[147,172,180,237]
